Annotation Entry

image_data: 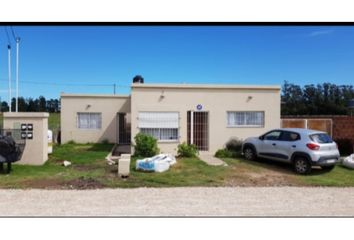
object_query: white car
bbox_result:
[241,128,340,174]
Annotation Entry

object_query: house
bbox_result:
[61,82,281,154]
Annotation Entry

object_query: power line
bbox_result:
[0,78,130,88]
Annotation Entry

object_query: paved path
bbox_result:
[199,154,228,166]
[1,187,354,216]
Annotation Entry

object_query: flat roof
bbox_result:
[4,112,49,118]
[61,93,130,98]
[131,83,281,90]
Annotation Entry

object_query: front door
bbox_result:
[117,113,131,144]
[187,111,209,151]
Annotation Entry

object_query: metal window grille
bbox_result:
[187,111,209,151]
[227,111,264,127]
[77,113,102,129]
[138,112,179,141]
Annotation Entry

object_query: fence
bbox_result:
[282,115,354,154]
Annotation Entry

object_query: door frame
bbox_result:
[187,110,210,151]
[116,112,131,144]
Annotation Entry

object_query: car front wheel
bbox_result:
[243,147,256,161]
[293,157,311,174]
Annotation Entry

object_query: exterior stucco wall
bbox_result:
[3,112,49,165]
[61,94,130,144]
[131,85,281,154]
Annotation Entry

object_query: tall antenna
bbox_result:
[11,26,20,112]
[8,44,12,112]
[5,27,12,112]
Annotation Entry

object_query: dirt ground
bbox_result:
[21,177,105,190]
[224,159,303,187]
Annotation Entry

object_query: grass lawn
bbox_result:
[0,143,229,189]
[0,143,354,189]
[48,112,60,130]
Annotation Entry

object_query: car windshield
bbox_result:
[309,133,333,144]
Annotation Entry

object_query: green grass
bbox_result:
[0,143,231,189]
[222,157,354,187]
[1,142,354,189]
[0,143,114,189]
[111,157,228,188]
[48,113,60,130]
[296,165,354,186]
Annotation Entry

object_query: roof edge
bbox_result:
[131,83,281,90]
[60,93,130,98]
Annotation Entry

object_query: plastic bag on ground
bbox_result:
[136,154,176,172]
[342,154,354,169]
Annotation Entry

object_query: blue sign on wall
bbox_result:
[196,104,203,111]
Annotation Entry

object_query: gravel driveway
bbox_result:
[1,187,354,216]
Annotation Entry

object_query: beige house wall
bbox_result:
[131,84,281,154]
[3,112,49,165]
[61,94,130,143]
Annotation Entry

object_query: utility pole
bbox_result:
[113,84,116,95]
[8,45,12,112]
[15,37,20,112]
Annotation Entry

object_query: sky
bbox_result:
[0,25,353,101]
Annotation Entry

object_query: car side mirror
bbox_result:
[259,136,264,140]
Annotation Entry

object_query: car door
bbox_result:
[258,130,283,160]
[275,131,301,163]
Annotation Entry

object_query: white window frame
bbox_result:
[227,111,265,128]
[77,112,102,130]
[138,111,180,142]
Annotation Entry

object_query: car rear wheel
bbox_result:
[293,157,311,174]
[244,147,256,161]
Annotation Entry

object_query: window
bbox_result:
[263,130,282,140]
[310,133,333,144]
[138,112,179,141]
[280,131,301,141]
[77,113,102,129]
[227,111,264,127]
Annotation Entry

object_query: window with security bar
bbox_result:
[138,112,179,141]
[227,111,264,127]
[77,113,102,129]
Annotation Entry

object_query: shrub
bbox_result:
[215,149,234,158]
[225,137,243,152]
[335,138,353,156]
[134,133,159,157]
[177,142,198,157]
[101,139,109,144]
[214,148,242,158]
[67,140,76,144]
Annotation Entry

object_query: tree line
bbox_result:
[281,81,354,115]
[0,96,60,113]
[1,82,354,115]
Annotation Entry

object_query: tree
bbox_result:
[282,81,354,116]
[1,101,9,112]
[38,96,46,112]
[281,81,306,115]
[27,98,37,112]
